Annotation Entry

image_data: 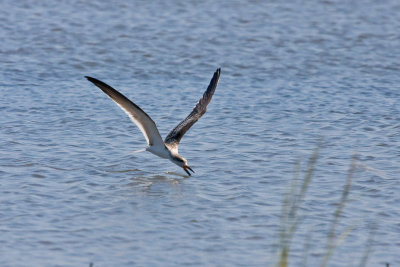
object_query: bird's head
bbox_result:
[171,155,194,176]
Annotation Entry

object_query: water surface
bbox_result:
[1,1,399,266]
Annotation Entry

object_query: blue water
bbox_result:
[1,1,399,266]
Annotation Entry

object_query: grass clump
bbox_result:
[277,147,373,267]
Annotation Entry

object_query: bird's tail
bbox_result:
[130,148,146,153]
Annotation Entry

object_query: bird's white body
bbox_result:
[146,145,170,159]
[85,68,220,175]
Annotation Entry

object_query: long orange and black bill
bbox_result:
[183,166,195,176]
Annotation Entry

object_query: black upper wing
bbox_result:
[164,68,221,149]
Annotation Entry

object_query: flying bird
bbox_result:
[85,68,221,176]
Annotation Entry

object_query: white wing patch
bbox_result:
[85,76,164,148]
[115,102,151,145]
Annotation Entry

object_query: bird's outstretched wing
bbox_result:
[164,68,221,150]
[85,76,164,147]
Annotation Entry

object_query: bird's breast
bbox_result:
[146,145,170,159]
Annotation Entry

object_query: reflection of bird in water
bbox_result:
[85,68,221,176]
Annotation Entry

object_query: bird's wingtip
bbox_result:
[213,68,221,78]
[85,76,100,84]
